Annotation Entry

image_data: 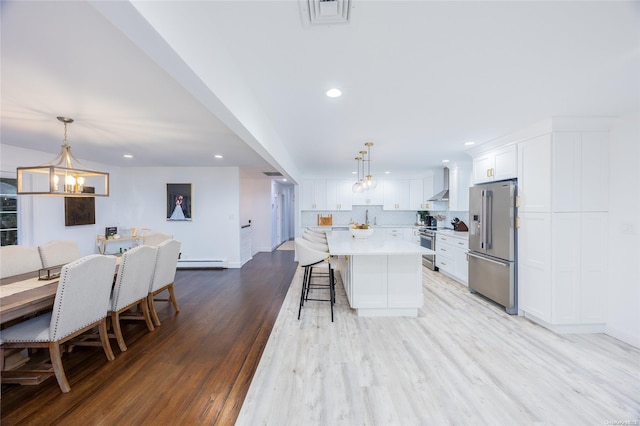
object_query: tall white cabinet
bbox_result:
[515,120,610,332]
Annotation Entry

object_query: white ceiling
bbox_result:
[2,1,639,184]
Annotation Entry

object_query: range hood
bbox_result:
[428,167,449,201]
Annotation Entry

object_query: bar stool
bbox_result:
[295,238,335,322]
[303,230,327,245]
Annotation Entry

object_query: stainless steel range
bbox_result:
[418,227,438,270]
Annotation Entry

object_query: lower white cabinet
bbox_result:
[518,211,607,328]
[435,233,468,285]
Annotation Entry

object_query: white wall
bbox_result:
[1,145,246,267]
[116,167,242,267]
[606,109,640,348]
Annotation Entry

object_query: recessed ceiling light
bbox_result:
[442,159,450,163]
[464,141,475,146]
[385,171,391,174]
[214,154,223,159]
[326,88,342,98]
[282,178,287,182]
[123,154,133,158]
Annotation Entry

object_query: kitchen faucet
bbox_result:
[365,209,369,225]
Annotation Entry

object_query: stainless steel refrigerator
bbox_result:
[468,180,517,314]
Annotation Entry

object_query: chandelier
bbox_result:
[17,117,110,197]
[352,142,377,193]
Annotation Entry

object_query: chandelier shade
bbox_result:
[16,117,109,197]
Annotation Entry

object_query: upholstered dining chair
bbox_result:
[142,232,173,247]
[148,239,181,326]
[37,240,82,268]
[295,238,335,322]
[0,245,43,278]
[109,245,158,352]
[0,254,117,393]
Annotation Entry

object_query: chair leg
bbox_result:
[99,317,115,361]
[49,341,71,393]
[305,267,313,301]
[298,266,309,320]
[111,311,128,352]
[140,299,155,331]
[148,293,161,327]
[167,284,180,313]
[329,268,335,322]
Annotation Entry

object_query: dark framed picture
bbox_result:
[65,197,95,226]
[167,183,192,221]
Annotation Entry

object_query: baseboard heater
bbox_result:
[177,259,227,269]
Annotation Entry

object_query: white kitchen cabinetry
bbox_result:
[352,182,384,206]
[518,211,607,326]
[300,180,327,210]
[447,166,471,211]
[472,144,517,184]
[515,124,609,331]
[326,180,353,211]
[552,132,608,212]
[386,227,404,239]
[409,179,425,210]
[518,134,552,213]
[435,233,468,285]
[518,212,552,321]
[383,180,410,210]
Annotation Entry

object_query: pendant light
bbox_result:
[16,117,109,197]
[362,142,377,190]
[352,156,364,193]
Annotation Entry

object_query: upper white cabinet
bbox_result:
[409,179,425,210]
[300,180,327,210]
[326,180,353,211]
[472,145,517,184]
[382,180,410,210]
[518,134,552,213]
[552,132,608,212]
[447,166,471,211]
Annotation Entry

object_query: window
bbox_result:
[1,177,18,246]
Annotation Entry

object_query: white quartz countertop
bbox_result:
[326,230,435,256]
[436,229,470,239]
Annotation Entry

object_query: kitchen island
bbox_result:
[326,230,434,317]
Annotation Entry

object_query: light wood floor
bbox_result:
[237,266,640,425]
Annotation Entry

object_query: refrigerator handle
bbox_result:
[480,190,485,248]
[485,190,493,249]
[467,252,508,267]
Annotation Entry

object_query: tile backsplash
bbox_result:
[301,205,469,228]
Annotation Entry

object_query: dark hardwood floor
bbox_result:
[1,250,297,426]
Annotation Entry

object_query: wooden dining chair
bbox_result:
[148,239,181,326]
[0,254,117,393]
[0,245,43,278]
[108,245,158,352]
[37,240,82,268]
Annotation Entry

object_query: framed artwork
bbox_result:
[167,183,192,221]
[65,197,96,226]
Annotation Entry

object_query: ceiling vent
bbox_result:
[300,0,352,26]
[263,171,283,177]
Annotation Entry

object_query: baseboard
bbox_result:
[177,259,227,269]
[523,312,606,334]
